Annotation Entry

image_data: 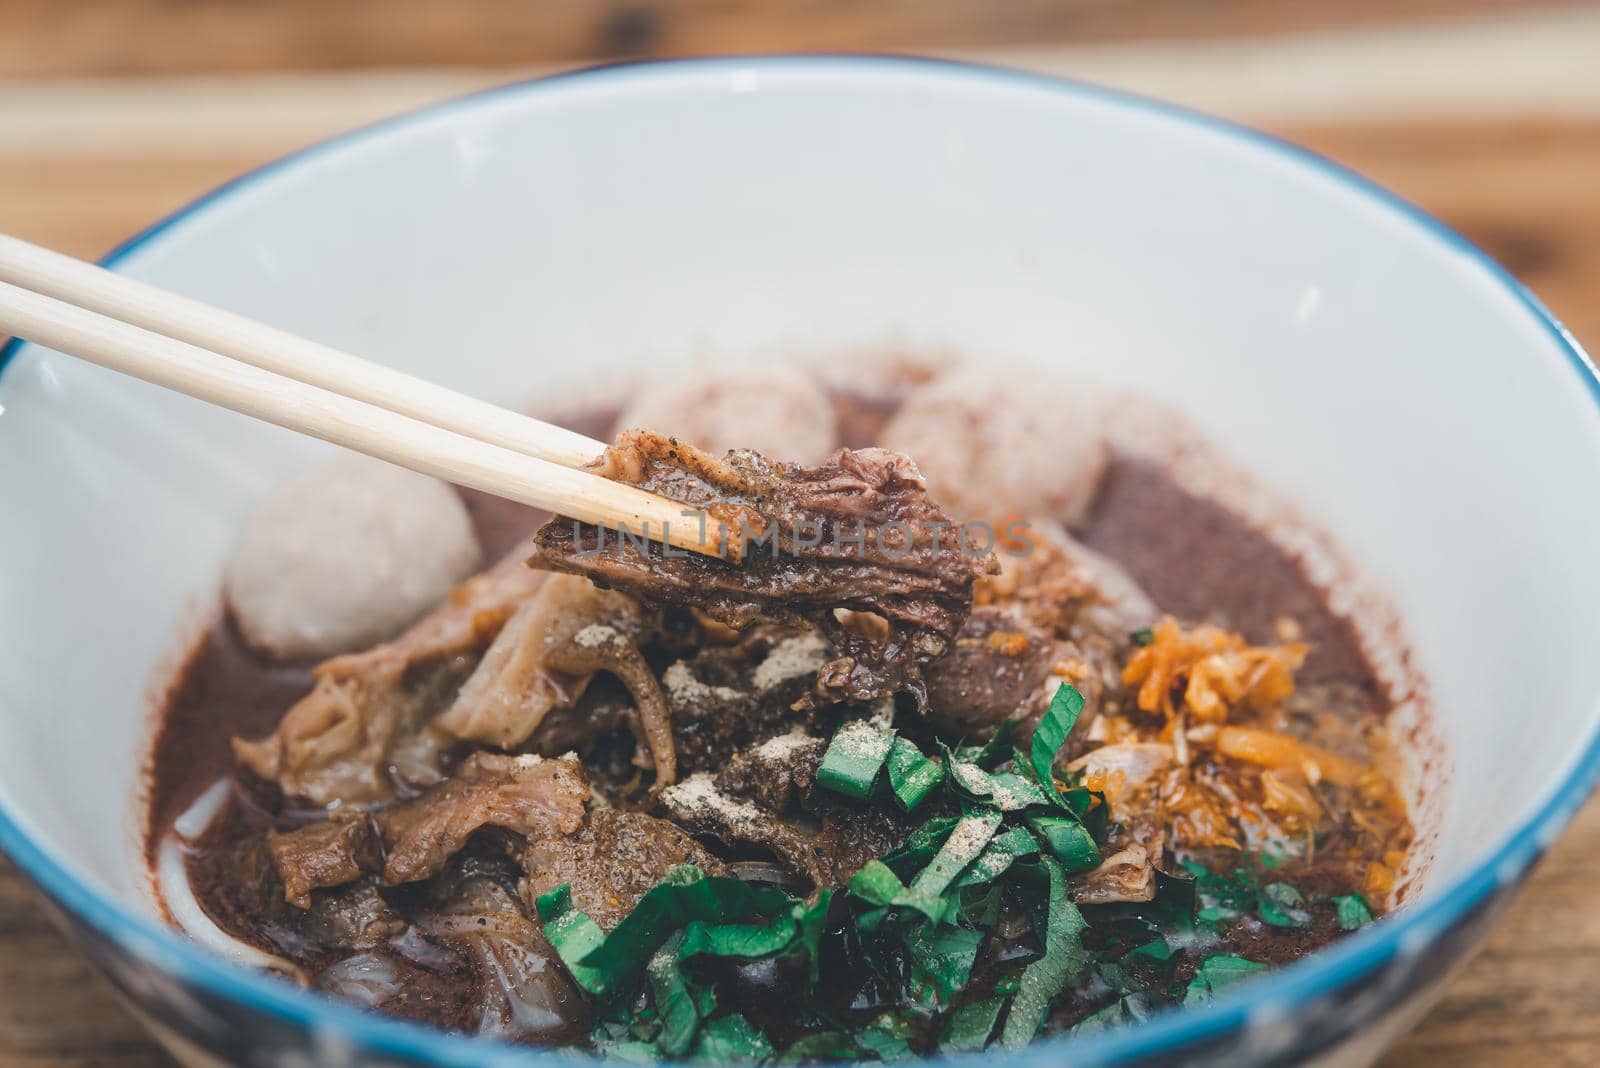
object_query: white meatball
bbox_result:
[618,366,838,463]
[225,455,481,660]
[880,365,1107,524]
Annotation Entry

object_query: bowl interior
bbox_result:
[2,59,1598,949]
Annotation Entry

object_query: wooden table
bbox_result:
[3,6,1599,1066]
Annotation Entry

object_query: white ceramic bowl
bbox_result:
[2,57,1598,1068]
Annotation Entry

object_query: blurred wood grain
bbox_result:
[0,0,1573,78]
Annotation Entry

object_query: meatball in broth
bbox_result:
[224,454,481,660]
[882,364,1108,524]
[617,365,839,464]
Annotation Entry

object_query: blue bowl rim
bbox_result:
[2,53,1599,1067]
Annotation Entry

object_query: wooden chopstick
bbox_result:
[0,277,724,559]
[0,233,607,470]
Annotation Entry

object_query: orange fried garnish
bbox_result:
[1121,617,1307,722]
[1215,726,1365,787]
[1161,767,1243,851]
[1259,768,1323,824]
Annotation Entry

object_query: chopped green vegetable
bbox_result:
[854,1014,915,1061]
[1026,813,1103,873]
[648,932,711,1056]
[883,816,960,875]
[998,856,1090,1048]
[1028,683,1086,809]
[1184,856,1316,933]
[687,1013,775,1062]
[537,884,609,994]
[1185,954,1269,1003]
[945,756,1049,811]
[886,737,945,811]
[940,994,1008,1051]
[580,867,788,991]
[675,888,832,990]
[1332,893,1375,930]
[1258,881,1313,929]
[777,1032,863,1062]
[1129,628,1155,647]
[849,860,952,926]
[1123,938,1174,965]
[905,924,985,1004]
[818,721,896,800]
[540,866,805,998]
[1055,784,1110,841]
[954,826,1040,889]
[909,809,1005,900]
[538,680,1381,1061]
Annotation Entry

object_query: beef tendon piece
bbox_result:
[380,752,590,885]
[532,430,996,706]
[435,575,645,749]
[434,574,676,801]
[232,558,546,805]
[267,810,381,909]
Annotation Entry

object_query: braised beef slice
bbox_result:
[520,808,729,931]
[206,835,404,963]
[661,629,830,775]
[923,606,1082,744]
[266,810,381,909]
[532,431,995,706]
[715,733,827,814]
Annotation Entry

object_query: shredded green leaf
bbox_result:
[909,808,1004,900]
[940,995,1008,1052]
[687,1013,775,1062]
[1028,683,1086,809]
[905,924,985,1004]
[537,884,609,994]
[998,856,1090,1048]
[953,825,1040,889]
[849,861,953,927]
[882,816,960,876]
[854,1014,915,1061]
[1258,881,1313,929]
[538,677,1364,1060]
[945,754,1050,811]
[647,931,711,1056]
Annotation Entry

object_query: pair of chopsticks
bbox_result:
[0,234,722,558]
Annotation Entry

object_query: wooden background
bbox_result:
[2,2,1599,1065]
